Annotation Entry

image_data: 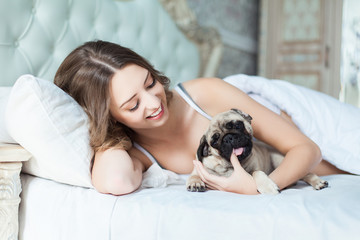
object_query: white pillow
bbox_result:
[0,87,16,143]
[6,75,93,188]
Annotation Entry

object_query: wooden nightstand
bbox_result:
[0,144,31,240]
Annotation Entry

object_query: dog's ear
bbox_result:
[231,108,252,123]
[197,135,209,162]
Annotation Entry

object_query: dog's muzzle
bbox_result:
[218,132,253,162]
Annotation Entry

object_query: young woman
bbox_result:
[54,40,346,195]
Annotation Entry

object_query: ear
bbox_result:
[231,108,252,123]
[197,135,209,162]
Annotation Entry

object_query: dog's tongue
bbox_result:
[233,147,244,156]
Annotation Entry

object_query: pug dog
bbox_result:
[186,108,329,194]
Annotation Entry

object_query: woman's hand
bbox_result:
[193,152,259,195]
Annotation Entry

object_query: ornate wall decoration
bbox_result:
[159,0,223,78]
[166,0,259,78]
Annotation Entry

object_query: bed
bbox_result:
[0,0,359,240]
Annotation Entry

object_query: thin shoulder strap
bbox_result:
[175,83,212,120]
[133,142,163,168]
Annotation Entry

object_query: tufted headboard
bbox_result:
[0,0,222,87]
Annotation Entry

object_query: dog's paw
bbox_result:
[186,175,206,192]
[313,179,329,190]
[257,182,280,195]
[302,173,329,190]
[252,171,280,195]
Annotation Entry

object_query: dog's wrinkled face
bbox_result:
[197,109,253,175]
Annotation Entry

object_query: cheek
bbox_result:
[109,105,123,123]
[109,101,142,125]
[109,106,131,125]
[203,156,219,168]
[112,112,142,127]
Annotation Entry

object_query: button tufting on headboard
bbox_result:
[0,0,202,87]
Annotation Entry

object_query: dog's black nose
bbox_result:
[223,134,240,144]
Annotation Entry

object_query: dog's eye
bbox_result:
[225,122,233,129]
[210,133,220,148]
[234,121,244,130]
[211,133,220,141]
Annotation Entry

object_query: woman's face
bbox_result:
[109,64,169,130]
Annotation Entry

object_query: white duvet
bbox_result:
[224,74,360,175]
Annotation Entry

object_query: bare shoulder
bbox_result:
[182,77,230,95]
[181,77,250,116]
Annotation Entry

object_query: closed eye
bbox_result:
[129,101,139,111]
[129,74,156,112]
[147,77,156,89]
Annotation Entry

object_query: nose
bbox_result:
[222,134,240,145]
[142,90,160,110]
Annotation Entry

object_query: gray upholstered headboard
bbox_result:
[0,0,222,87]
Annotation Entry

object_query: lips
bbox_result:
[146,104,164,120]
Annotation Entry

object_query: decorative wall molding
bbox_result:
[218,29,258,54]
[159,0,223,77]
[185,0,259,77]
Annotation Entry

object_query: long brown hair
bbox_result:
[54,40,172,161]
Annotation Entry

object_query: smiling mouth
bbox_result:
[147,104,163,119]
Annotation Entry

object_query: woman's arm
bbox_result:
[91,148,144,195]
[186,78,322,193]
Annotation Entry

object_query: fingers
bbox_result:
[193,160,212,182]
[230,152,247,175]
[230,152,241,171]
[193,160,225,190]
[192,154,254,194]
[205,184,217,190]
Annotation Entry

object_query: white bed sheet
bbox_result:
[19,174,117,240]
[20,173,360,240]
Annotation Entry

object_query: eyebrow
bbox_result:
[119,71,150,108]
